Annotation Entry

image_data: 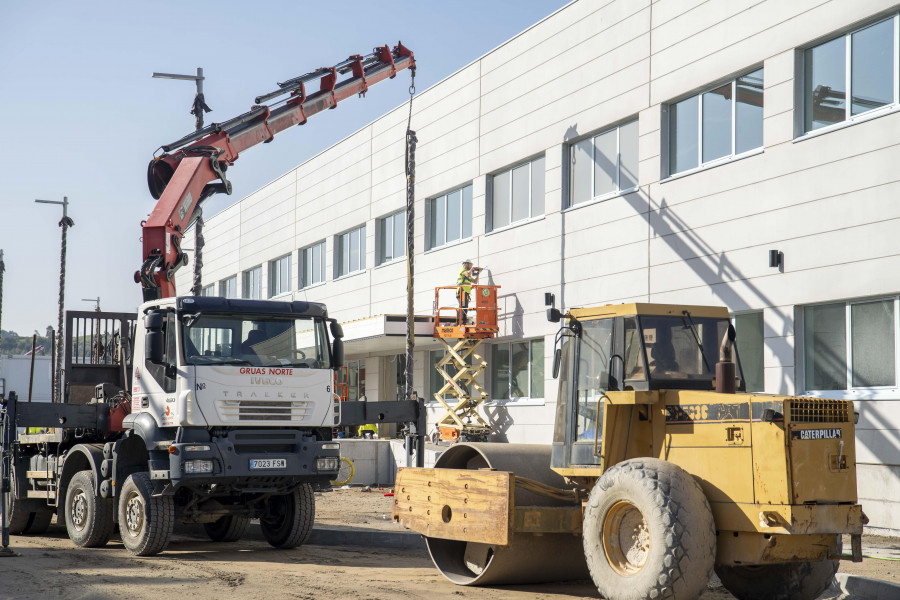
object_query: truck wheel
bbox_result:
[65,470,114,547]
[583,458,716,600]
[2,490,35,534]
[118,472,174,556]
[260,483,314,549]
[715,559,839,600]
[204,515,251,542]
[27,509,54,534]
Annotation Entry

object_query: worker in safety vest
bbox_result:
[456,260,482,324]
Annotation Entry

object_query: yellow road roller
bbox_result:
[394,303,866,600]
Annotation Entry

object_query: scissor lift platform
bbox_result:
[432,285,499,441]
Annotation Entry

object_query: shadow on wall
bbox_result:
[482,403,516,443]
[622,190,898,487]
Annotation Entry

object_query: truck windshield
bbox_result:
[638,315,730,383]
[181,313,331,369]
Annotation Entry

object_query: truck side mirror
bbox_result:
[552,348,562,379]
[330,320,344,339]
[546,308,561,323]
[144,312,163,329]
[145,330,164,364]
[332,338,344,368]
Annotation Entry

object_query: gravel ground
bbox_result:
[0,488,896,600]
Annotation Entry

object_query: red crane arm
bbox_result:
[138,43,415,301]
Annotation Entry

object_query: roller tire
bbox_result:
[64,470,114,547]
[715,559,839,600]
[583,458,716,600]
[203,515,251,542]
[118,472,174,556]
[260,483,314,549]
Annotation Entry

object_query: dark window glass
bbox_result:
[851,19,894,116]
[670,95,699,174]
[735,69,764,154]
[804,303,847,390]
[805,37,847,131]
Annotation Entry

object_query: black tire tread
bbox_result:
[2,493,35,535]
[260,483,315,549]
[64,470,114,548]
[118,472,174,556]
[583,457,716,600]
[27,509,54,535]
[715,558,839,600]
[204,514,251,543]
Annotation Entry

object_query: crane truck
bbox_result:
[1,43,415,556]
[394,302,866,600]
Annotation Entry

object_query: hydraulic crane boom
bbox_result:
[138,43,415,301]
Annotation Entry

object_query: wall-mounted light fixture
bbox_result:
[769,249,783,269]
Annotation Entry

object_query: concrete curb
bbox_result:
[827,573,900,600]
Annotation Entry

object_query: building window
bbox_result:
[200,284,216,297]
[335,225,366,278]
[804,16,897,133]
[490,339,545,400]
[377,210,406,265]
[241,265,262,299]
[569,120,639,206]
[427,184,473,250]
[268,254,292,297]
[669,68,764,175]
[803,298,897,391]
[734,312,764,392]
[219,276,237,299]
[489,155,545,231]
[300,241,326,288]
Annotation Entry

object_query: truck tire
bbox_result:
[27,509,54,534]
[204,515,251,542]
[118,472,174,556]
[2,490,35,535]
[715,559,839,600]
[260,483,314,549]
[583,458,716,600]
[64,470,114,547]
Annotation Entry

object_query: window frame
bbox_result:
[200,284,216,297]
[377,209,406,266]
[334,224,367,279]
[218,276,237,299]
[488,338,546,403]
[426,183,473,251]
[268,253,292,298]
[566,119,640,209]
[487,154,545,233]
[799,14,900,139]
[665,67,765,179]
[241,265,262,299]
[300,240,326,289]
[801,296,900,398]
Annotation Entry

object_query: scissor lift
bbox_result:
[432,284,500,442]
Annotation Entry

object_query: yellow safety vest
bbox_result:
[457,268,474,294]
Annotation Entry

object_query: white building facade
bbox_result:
[177,0,900,534]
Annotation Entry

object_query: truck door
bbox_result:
[143,311,178,425]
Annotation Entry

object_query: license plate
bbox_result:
[249,458,287,470]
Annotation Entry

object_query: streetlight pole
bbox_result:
[35,197,73,404]
[152,68,211,297]
[81,297,101,312]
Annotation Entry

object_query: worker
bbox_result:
[456,260,482,324]
[358,423,378,439]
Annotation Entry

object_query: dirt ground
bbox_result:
[0,488,897,600]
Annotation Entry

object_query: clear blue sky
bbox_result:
[0,0,569,336]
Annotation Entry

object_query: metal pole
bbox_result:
[0,391,18,556]
[27,335,36,403]
[35,197,73,404]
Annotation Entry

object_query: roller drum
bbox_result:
[425,443,589,586]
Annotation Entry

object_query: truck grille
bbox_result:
[786,398,852,423]
[216,399,314,423]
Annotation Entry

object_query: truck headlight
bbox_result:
[316,457,340,471]
[184,445,211,452]
[184,459,214,473]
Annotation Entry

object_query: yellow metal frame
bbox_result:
[433,337,491,438]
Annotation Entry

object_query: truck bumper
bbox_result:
[155,429,339,491]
